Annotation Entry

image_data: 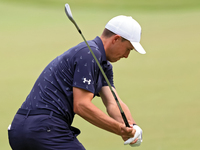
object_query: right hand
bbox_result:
[120,124,137,144]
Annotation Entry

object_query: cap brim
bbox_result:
[131,42,146,54]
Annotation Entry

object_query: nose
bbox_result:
[123,50,130,58]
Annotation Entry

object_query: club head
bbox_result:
[65,4,74,22]
[64,3,81,34]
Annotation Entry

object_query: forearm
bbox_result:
[107,100,135,125]
[73,87,122,135]
[100,87,135,125]
[74,100,122,135]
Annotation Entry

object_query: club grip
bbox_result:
[121,112,130,127]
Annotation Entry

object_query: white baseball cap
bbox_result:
[105,15,146,54]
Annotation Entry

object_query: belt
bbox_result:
[17,108,67,122]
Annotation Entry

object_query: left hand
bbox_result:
[124,125,143,147]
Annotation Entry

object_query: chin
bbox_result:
[109,58,120,63]
[113,60,120,63]
[108,59,114,63]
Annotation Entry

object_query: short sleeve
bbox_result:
[72,47,101,94]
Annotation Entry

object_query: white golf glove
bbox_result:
[124,125,143,147]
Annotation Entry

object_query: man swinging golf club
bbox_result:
[8,4,145,150]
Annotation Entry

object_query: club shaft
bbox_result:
[80,33,130,127]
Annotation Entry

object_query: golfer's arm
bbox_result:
[99,86,135,125]
[73,87,122,135]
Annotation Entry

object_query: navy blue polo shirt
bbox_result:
[21,36,114,125]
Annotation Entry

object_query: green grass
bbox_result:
[1,0,200,149]
[2,0,200,11]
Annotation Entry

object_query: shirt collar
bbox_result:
[93,36,107,63]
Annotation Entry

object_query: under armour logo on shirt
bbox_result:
[83,78,91,85]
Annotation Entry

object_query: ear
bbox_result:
[112,35,121,44]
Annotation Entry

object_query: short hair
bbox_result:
[102,28,128,42]
[102,28,116,38]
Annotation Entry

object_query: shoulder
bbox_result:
[59,40,103,65]
[74,41,102,61]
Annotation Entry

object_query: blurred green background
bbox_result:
[1,0,200,149]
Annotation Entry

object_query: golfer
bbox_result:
[8,15,145,150]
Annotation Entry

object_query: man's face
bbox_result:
[106,36,134,62]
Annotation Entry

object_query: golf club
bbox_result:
[64,3,130,128]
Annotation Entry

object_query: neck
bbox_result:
[100,35,110,55]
